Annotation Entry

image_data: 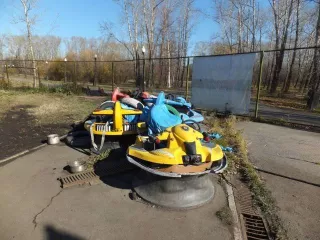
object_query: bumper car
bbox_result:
[126,92,227,209]
[83,95,145,153]
[111,87,130,101]
[66,88,144,153]
[143,94,204,124]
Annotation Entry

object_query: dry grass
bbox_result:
[251,88,320,114]
[216,206,233,226]
[0,90,101,125]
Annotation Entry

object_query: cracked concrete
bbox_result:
[32,189,62,229]
[0,145,232,240]
[0,145,84,240]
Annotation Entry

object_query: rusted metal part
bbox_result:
[242,214,269,240]
[235,183,271,240]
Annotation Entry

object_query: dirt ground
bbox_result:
[0,105,69,160]
[0,91,102,160]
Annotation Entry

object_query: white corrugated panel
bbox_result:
[191,54,256,114]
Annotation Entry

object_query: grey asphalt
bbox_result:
[0,144,232,240]
[250,102,320,127]
[237,121,320,240]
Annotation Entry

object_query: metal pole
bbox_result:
[94,57,97,86]
[254,51,264,118]
[142,55,145,91]
[185,57,190,101]
[5,63,9,83]
[37,67,41,87]
[46,62,49,81]
[73,61,76,85]
[64,61,67,82]
[112,62,115,91]
[1,64,3,81]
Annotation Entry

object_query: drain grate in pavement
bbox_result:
[60,171,98,188]
[243,214,269,240]
[236,184,270,240]
[59,160,135,188]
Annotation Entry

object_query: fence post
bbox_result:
[112,62,115,91]
[94,55,97,86]
[37,67,41,87]
[73,61,76,85]
[254,51,264,119]
[142,57,146,91]
[185,57,190,101]
[64,60,67,82]
[5,63,9,83]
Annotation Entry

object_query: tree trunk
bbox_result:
[267,52,275,90]
[294,51,302,88]
[310,3,320,90]
[284,0,300,93]
[167,41,171,88]
[237,7,243,53]
[302,63,313,92]
[270,0,294,93]
[252,0,256,51]
[21,0,38,88]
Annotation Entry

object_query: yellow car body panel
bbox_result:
[90,101,143,136]
[127,124,224,165]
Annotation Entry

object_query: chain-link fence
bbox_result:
[1,46,319,127]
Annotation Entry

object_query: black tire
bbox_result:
[90,141,121,155]
[65,131,91,148]
[71,121,86,131]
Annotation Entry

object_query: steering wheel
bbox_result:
[166,93,175,100]
[165,104,180,116]
[182,119,201,132]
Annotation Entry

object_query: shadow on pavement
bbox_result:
[255,167,320,188]
[45,225,86,240]
[94,148,138,190]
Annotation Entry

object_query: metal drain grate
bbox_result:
[60,171,99,188]
[243,214,269,240]
[236,184,270,240]
[59,160,135,188]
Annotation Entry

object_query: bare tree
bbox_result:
[283,0,300,92]
[16,0,39,88]
[310,1,320,90]
[269,0,295,93]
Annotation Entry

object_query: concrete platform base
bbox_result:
[133,170,215,209]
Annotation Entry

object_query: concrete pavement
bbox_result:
[0,144,232,240]
[250,102,320,127]
[237,121,320,240]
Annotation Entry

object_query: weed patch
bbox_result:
[216,206,233,226]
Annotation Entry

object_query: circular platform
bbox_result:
[132,170,215,209]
